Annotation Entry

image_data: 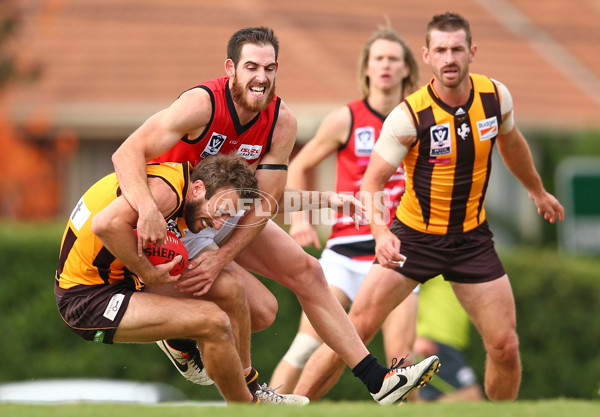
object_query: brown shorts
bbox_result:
[380,219,506,284]
[55,279,137,344]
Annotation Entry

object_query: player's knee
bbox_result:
[282,333,322,369]
[486,330,520,365]
[285,255,327,295]
[349,314,380,344]
[196,307,233,343]
[250,291,278,332]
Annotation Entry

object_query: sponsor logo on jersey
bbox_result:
[429,157,452,165]
[354,127,375,156]
[477,116,498,141]
[200,132,227,158]
[429,123,451,156]
[236,144,263,160]
[103,293,125,321]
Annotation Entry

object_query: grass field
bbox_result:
[1,399,599,417]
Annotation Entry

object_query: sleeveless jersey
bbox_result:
[397,74,502,235]
[56,162,191,290]
[327,99,406,261]
[154,76,281,167]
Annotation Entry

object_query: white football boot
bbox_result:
[372,355,440,405]
[157,339,214,386]
[254,384,310,405]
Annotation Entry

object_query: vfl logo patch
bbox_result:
[236,144,263,160]
[354,127,375,156]
[477,116,498,141]
[429,123,451,157]
[200,132,227,158]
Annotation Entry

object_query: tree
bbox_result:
[0,1,75,220]
[0,1,41,91]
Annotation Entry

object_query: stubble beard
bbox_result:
[436,64,469,89]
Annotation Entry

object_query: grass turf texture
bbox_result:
[1,399,599,417]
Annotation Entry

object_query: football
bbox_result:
[139,230,188,276]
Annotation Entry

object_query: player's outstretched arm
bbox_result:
[286,106,351,248]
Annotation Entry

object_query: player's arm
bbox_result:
[281,188,367,226]
[91,177,181,286]
[493,80,564,223]
[361,103,414,267]
[285,106,351,248]
[111,89,213,254]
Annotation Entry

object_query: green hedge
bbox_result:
[477,247,600,400]
[1,222,599,401]
[525,130,600,245]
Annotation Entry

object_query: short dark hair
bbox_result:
[191,153,259,200]
[426,12,472,47]
[227,27,279,68]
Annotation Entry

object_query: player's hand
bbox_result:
[374,229,405,269]
[140,255,182,287]
[175,250,229,296]
[136,205,168,256]
[325,192,369,229]
[289,221,321,249]
[528,191,565,224]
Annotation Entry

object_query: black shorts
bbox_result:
[417,342,479,400]
[55,279,137,344]
[381,219,505,284]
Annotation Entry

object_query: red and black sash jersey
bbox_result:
[153,76,281,167]
[56,162,190,289]
[397,73,502,235]
[327,99,406,261]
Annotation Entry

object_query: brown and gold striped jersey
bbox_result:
[397,74,502,235]
[56,162,190,289]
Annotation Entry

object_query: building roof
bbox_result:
[6,0,600,137]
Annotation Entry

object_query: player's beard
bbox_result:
[230,75,275,113]
[183,197,204,234]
